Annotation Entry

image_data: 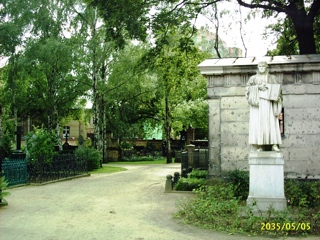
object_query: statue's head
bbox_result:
[257,61,269,74]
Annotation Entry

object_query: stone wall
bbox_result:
[198,55,320,177]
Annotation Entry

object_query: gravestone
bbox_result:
[11,126,26,159]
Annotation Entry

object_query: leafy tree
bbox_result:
[24,126,58,162]
[103,43,160,140]
[68,3,116,153]
[139,28,209,163]
[0,0,91,149]
[89,0,320,54]
[266,15,320,55]
[85,0,151,48]
[235,0,320,54]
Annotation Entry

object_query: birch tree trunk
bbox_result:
[164,84,172,164]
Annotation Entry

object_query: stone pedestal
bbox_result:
[247,151,287,213]
[187,144,195,167]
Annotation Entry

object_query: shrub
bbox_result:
[176,183,240,230]
[175,169,208,191]
[175,174,320,236]
[0,176,10,201]
[121,155,158,162]
[285,179,320,208]
[226,169,249,201]
[24,126,58,162]
[1,134,13,158]
[188,169,208,179]
[174,177,206,191]
[120,141,133,150]
[75,147,102,171]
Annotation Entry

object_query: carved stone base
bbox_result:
[246,151,287,213]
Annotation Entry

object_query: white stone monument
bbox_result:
[245,62,286,213]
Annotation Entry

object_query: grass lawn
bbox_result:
[108,158,173,165]
[89,165,127,174]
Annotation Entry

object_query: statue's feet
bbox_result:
[272,145,280,152]
[256,147,263,152]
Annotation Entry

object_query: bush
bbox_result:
[75,147,102,171]
[24,126,58,162]
[121,155,157,162]
[226,169,249,201]
[1,134,13,158]
[0,176,10,201]
[176,183,240,229]
[174,177,206,191]
[120,141,133,150]
[285,179,320,208]
[175,169,208,191]
[175,174,320,236]
[188,169,208,179]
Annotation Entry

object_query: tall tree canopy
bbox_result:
[89,0,320,54]
[236,0,320,54]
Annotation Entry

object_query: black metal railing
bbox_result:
[2,158,28,186]
[28,154,88,184]
[181,149,209,176]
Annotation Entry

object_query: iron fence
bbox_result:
[28,154,88,184]
[2,158,28,186]
[181,149,209,177]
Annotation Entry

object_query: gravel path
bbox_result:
[0,163,317,240]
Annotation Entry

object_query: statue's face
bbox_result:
[258,63,267,74]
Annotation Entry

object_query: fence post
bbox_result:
[165,174,173,192]
[173,172,180,187]
[187,144,195,168]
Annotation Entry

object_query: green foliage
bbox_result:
[226,169,249,201]
[75,147,102,171]
[175,175,320,236]
[0,134,13,158]
[0,176,11,200]
[24,126,58,162]
[78,135,85,146]
[112,158,166,165]
[265,17,300,55]
[88,0,150,49]
[176,183,240,230]
[121,155,160,162]
[174,177,206,191]
[285,179,320,209]
[89,165,127,174]
[84,138,92,148]
[175,169,208,191]
[120,141,133,150]
[187,169,208,179]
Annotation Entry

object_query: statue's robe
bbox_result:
[245,73,282,145]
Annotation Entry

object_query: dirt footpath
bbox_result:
[0,163,317,240]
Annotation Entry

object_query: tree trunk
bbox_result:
[8,55,18,146]
[92,17,100,150]
[165,94,172,163]
[54,105,62,151]
[287,2,317,54]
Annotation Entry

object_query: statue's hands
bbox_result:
[258,84,268,91]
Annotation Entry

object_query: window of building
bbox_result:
[63,126,70,138]
[279,108,284,136]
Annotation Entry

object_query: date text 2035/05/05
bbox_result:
[261,222,311,231]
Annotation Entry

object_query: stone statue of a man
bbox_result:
[245,61,282,151]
